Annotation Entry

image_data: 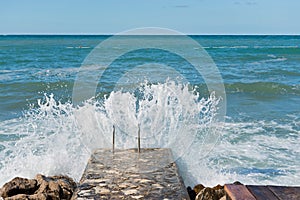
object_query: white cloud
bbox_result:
[234,0,257,6]
[173,5,189,8]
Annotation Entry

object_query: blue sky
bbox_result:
[0,0,299,34]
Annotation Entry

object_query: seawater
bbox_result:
[0,35,299,187]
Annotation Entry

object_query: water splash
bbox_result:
[0,80,299,187]
[0,80,221,187]
[0,94,89,186]
[78,81,221,159]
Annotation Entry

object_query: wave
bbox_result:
[1,82,299,187]
[203,46,249,49]
[0,81,221,187]
[66,46,90,49]
[203,46,299,49]
[247,57,288,65]
[199,118,300,186]
[0,74,13,82]
[254,45,299,49]
[263,57,287,62]
[252,69,300,77]
[225,82,300,95]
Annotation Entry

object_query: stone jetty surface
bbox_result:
[74,148,189,199]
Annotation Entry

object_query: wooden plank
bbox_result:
[268,186,300,200]
[224,184,256,200]
[247,185,279,200]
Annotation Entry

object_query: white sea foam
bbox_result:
[204,45,298,49]
[0,81,221,187]
[254,45,299,49]
[264,57,287,62]
[0,94,90,186]
[66,46,90,49]
[0,74,13,81]
[193,119,300,186]
[0,81,299,187]
[32,67,82,80]
[251,56,287,65]
[204,46,249,49]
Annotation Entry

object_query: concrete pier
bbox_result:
[74,148,189,199]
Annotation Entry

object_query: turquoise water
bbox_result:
[0,35,299,186]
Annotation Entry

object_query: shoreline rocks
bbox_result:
[1,173,240,200]
[187,184,226,200]
[187,182,243,200]
[0,174,76,200]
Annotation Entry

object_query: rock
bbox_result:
[122,189,138,195]
[195,186,225,200]
[212,184,223,190]
[196,187,216,200]
[194,184,205,194]
[233,181,243,185]
[0,177,38,198]
[215,189,225,199]
[56,178,76,199]
[4,194,27,200]
[0,174,77,200]
[34,174,77,200]
[4,193,48,200]
[35,174,45,186]
[28,193,48,200]
[220,195,226,200]
[95,187,110,195]
[187,186,197,200]
[131,195,144,199]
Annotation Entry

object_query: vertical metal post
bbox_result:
[112,125,115,153]
[138,124,141,153]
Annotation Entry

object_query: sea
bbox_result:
[0,35,299,187]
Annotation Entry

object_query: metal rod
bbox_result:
[112,125,115,153]
[138,124,141,153]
